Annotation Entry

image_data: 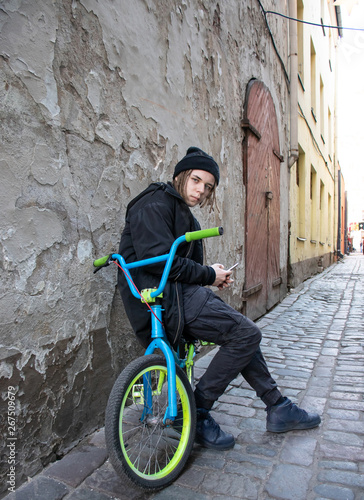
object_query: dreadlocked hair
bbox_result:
[173,169,217,210]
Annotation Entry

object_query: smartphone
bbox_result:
[227,263,239,272]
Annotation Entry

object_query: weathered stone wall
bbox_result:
[0,0,289,492]
[289,252,335,289]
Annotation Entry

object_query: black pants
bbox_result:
[182,284,282,410]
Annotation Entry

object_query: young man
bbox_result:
[118,147,321,450]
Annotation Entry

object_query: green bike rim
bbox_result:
[119,365,192,481]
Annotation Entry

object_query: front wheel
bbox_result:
[105,354,196,490]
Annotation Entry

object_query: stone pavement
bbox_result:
[5,254,364,500]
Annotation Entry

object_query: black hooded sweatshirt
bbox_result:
[118,182,216,348]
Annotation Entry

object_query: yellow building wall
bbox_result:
[289,0,339,286]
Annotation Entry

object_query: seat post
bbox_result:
[150,303,164,339]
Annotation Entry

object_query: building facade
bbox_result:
[288,0,342,287]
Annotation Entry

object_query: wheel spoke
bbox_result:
[105,355,196,488]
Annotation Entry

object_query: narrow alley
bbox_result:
[5,254,364,500]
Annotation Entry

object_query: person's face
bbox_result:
[179,169,215,207]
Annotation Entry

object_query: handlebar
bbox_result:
[93,254,111,268]
[93,226,223,300]
[185,226,223,242]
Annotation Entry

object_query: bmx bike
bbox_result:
[93,226,223,489]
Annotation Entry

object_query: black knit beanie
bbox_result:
[173,147,220,186]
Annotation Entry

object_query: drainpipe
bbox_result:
[287,0,299,288]
[288,0,299,168]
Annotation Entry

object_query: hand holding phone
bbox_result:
[216,263,238,290]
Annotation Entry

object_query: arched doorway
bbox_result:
[242,79,283,319]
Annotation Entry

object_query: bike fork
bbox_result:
[144,304,178,424]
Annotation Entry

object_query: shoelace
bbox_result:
[201,413,220,432]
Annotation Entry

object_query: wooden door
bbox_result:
[242,80,282,320]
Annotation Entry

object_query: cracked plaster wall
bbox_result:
[0,0,289,491]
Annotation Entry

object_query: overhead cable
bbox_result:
[264,10,364,32]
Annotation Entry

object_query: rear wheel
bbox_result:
[105,354,196,490]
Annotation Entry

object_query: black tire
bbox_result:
[105,354,196,490]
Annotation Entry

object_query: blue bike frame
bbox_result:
[111,234,187,423]
[100,226,223,425]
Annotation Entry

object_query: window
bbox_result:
[297,0,304,86]
[320,181,325,244]
[329,29,333,72]
[298,147,306,238]
[320,76,325,140]
[310,39,317,119]
[328,107,332,160]
[328,193,332,245]
[321,0,326,35]
[310,166,317,241]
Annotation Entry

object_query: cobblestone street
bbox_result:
[5,254,364,500]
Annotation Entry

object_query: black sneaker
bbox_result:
[195,410,235,450]
[266,397,321,433]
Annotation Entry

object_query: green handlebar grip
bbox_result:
[93,255,110,267]
[185,226,223,242]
